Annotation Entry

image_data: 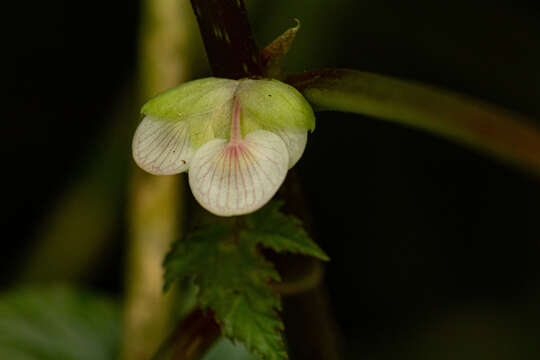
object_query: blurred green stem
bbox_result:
[288,68,540,176]
[122,0,197,359]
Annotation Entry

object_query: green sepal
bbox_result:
[141,77,237,148]
[237,79,316,133]
[140,77,315,148]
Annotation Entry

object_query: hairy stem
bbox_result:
[190,0,262,78]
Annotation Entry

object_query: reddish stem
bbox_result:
[190,0,263,79]
[151,309,220,360]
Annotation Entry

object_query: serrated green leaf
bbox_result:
[244,201,329,261]
[164,222,286,360]
[0,286,120,360]
[163,224,231,291]
[164,201,328,360]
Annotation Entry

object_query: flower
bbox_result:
[132,77,315,216]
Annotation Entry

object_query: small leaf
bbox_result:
[163,222,287,360]
[262,19,301,79]
[287,68,540,176]
[164,202,328,359]
[244,201,329,261]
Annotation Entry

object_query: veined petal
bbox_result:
[132,116,195,175]
[189,130,289,216]
[275,129,308,169]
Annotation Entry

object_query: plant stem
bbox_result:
[277,172,343,360]
[282,285,342,360]
[151,309,221,360]
[287,68,540,177]
[190,0,262,78]
[190,1,342,359]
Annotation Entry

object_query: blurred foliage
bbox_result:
[347,301,540,360]
[0,286,120,360]
[18,84,136,283]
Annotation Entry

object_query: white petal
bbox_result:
[189,130,289,216]
[275,129,308,169]
[132,116,195,175]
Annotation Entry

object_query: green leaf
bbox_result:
[164,223,286,360]
[244,201,329,261]
[164,201,328,360]
[0,286,120,360]
[287,68,540,176]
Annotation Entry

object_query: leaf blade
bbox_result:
[164,202,328,360]
[164,221,287,360]
[244,201,329,261]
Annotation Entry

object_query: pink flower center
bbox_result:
[229,96,242,145]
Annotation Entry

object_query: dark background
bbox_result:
[3,0,540,358]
